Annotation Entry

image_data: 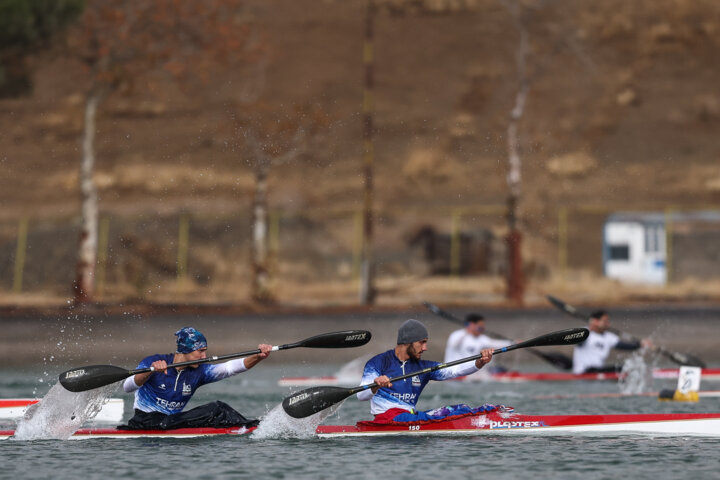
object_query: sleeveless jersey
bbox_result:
[572,331,620,374]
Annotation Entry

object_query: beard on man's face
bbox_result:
[407,343,422,361]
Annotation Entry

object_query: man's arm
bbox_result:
[357,360,385,400]
[125,359,168,390]
[240,344,273,370]
[434,348,494,380]
[614,339,641,350]
[210,344,274,380]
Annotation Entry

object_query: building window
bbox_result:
[645,225,663,254]
[609,244,630,261]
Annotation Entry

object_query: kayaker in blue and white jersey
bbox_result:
[357,319,494,423]
[120,327,272,430]
[572,310,652,374]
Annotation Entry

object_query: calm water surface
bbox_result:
[2,361,720,480]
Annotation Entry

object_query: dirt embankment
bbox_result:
[1,0,719,307]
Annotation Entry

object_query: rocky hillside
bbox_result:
[1,0,719,304]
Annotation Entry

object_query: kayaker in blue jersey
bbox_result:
[357,319,494,423]
[120,327,272,430]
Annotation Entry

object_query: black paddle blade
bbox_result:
[282,386,355,419]
[546,295,587,320]
[300,330,372,349]
[664,350,706,369]
[500,327,589,353]
[59,365,132,392]
[540,327,589,346]
[422,301,463,325]
[422,301,440,314]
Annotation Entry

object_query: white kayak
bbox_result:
[0,398,125,423]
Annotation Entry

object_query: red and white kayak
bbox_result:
[0,425,255,440]
[315,412,720,437]
[278,368,720,386]
[0,398,125,423]
[2,412,719,439]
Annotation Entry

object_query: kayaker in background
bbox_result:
[120,327,272,430]
[357,319,494,423]
[572,310,652,374]
[444,313,513,366]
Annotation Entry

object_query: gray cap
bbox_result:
[397,319,429,344]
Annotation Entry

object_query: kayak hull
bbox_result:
[315,412,720,437]
[3,413,719,439]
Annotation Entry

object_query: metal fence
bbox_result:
[2,204,719,302]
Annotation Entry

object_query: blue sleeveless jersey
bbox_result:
[360,349,455,414]
[132,353,229,415]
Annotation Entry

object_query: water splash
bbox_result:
[618,351,653,395]
[251,402,342,440]
[335,355,371,384]
[12,382,119,441]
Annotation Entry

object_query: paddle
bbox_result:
[422,301,573,370]
[282,327,589,419]
[59,330,372,393]
[546,295,706,368]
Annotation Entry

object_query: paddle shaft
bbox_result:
[281,327,589,418]
[423,302,573,370]
[547,295,637,339]
[352,330,583,394]
[348,346,508,395]
[60,329,372,392]
[134,329,372,373]
[130,345,280,375]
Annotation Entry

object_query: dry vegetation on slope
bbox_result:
[1,0,719,307]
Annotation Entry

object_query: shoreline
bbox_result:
[2,303,718,367]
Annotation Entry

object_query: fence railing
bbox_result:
[3,204,719,301]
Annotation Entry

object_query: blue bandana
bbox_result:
[175,327,207,353]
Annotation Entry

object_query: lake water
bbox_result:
[2,359,720,480]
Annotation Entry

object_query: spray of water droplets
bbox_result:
[12,382,119,441]
[251,401,343,440]
[618,351,654,395]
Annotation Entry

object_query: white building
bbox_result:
[603,211,720,285]
[603,212,666,285]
